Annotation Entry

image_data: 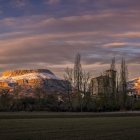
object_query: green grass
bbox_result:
[0,112,140,140]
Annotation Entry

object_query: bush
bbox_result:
[134,100,140,110]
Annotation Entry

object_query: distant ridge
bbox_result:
[0,69,67,95]
[2,69,54,77]
[128,77,140,95]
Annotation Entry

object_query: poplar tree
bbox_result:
[119,58,128,109]
[110,57,117,100]
[74,53,83,111]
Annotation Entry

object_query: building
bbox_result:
[90,69,117,96]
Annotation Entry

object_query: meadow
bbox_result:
[0,112,140,140]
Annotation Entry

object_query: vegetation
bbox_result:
[0,54,140,112]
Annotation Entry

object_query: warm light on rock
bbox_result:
[134,78,140,95]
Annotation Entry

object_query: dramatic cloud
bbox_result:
[0,0,139,79]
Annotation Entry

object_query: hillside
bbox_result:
[128,77,140,95]
[0,69,67,94]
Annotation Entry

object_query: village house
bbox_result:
[90,69,117,96]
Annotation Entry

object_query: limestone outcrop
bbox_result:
[2,69,53,77]
[0,69,67,94]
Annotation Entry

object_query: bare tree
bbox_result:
[73,53,83,111]
[74,54,93,111]
[81,71,92,110]
[64,67,73,111]
[116,72,120,105]
[110,57,117,100]
[119,58,128,109]
[0,89,13,111]
[110,57,116,71]
[81,71,91,96]
[74,53,83,92]
[64,53,91,112]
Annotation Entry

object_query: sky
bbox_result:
[0,0,140,79]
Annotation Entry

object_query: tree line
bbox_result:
[0,54,140,112]
[63,54,138,112]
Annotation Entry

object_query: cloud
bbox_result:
[45,0,60,5]
[103,42,127,48]
[0,2,140,79]
[0,10,2,14]
[10,0,30,8]
[114,32,140,38]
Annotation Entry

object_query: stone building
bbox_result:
[90,69,117,96]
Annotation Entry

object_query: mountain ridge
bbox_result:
[2,69,55,77]
[0,69,67,95]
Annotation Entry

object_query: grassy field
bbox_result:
[0,112,140,140]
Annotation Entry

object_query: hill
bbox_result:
[0,69,67,95]
[128,77,140,95]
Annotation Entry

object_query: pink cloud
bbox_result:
[0,10,140,79]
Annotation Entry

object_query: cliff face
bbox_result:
[134,78,140,95]
[128,78,140,95]
[0,69,67,94]
[2,69,53,77]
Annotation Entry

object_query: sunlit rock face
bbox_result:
[0,69,67,94]
[128,78,140,96]
[2,69,54,77]
[134,78,140,95]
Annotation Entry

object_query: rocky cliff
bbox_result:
[2,69,54,77]
[0,69,67,94]
[127,78,140,95]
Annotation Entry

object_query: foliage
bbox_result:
[0,55,139,112]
